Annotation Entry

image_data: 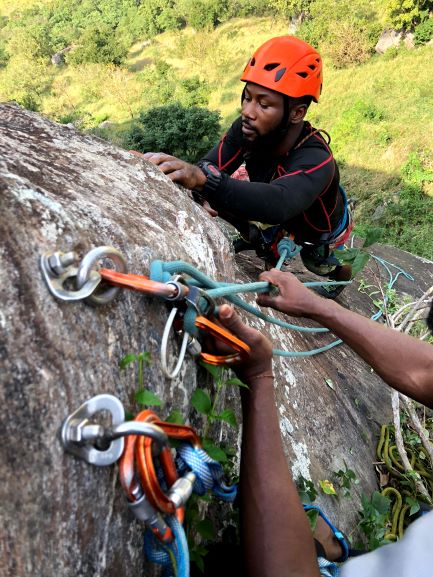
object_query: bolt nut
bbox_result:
[48,251,78,275]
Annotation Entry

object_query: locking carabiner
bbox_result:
[195,316,251,366]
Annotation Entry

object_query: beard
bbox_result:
[241,124,288,155]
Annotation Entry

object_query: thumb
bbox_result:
[217,305,245,336]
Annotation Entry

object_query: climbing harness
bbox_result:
[62,394,237,577]
[40,243,350,372]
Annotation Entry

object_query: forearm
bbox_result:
[205,175,310,223]
[240,376,320,577]
[309,300,433,407]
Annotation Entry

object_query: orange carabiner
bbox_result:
[194,315,251,366]
[119,410,184,522]
[99,268,187,300]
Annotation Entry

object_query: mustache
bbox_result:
[242,120,257,132]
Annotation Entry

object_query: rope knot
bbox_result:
[277,237,302,260]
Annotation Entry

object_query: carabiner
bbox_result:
[40,251,102,302]
[160,307,191,379]
[99,269,188,301]
[75,246,127,306]
[195,316,251,366]
[185,285,215,317]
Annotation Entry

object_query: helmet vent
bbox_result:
[308,64,316,71]
[250,57,256,66]
[296,71,308,79]
[274,67,286,82]
[263,62,280,71]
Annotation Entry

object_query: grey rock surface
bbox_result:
[1,103,432,577]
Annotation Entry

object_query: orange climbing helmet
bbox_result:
[241,36,323,102]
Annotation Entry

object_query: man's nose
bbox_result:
[242,100,256,120]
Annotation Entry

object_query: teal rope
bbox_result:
[149,241,413,359]
[151,260,334,335]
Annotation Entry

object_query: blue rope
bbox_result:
[143,515,189,577]
[176,444,237,502]
[142,443,237,577]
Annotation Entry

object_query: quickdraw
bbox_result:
[40,243,354,370]
[62,395,237,577]
[40,247,251,378]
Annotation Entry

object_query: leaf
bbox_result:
[319,479,337,496]
[405,496,420,516]
[191,389,212,415]
[362,227,383,248]
[199,361,224,380]
[335,247,360,265]
[215,409,237,428]
[202,438,227,462]
[165,409,184,424]
[195,518,215,540]
[134,388,163,407]
[189,549,206,573]
[138,351,152,366]
[226,377,249,389]
[371,491,391,515]
[306,508,319,531]
[119,353,138,370]
[351,251,371,277]
[324,378,335,390]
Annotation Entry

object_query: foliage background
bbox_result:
[0,0,432,258]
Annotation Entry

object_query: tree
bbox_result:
[385,0,432,30]
[125,103,221,163]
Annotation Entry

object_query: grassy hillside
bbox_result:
[0,13,432,257]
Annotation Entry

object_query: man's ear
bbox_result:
[290,104,308,124]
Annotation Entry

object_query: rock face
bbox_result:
[375,29,416,53]
[1,104,432,577]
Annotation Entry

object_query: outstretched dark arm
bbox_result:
[258,269,433,408]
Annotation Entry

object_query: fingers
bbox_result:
[202,201,218,217]
[256,270,318,318]
[217,305,272,357]
[129,151,177,167]
[142,152,176,165]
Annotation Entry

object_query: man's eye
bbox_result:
[260,102,269,109]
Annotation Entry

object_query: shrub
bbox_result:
[65,24,129,65]
[375,152,433,259]
[125,103,221,163]
[324,21,373,68]
[414,18,433,45]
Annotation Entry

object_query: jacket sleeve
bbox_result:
[204,147,336,224]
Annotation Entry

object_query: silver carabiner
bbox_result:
[76,246,127,306]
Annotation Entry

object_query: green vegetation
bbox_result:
[1,1,433,258]
[125,104,221,163]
